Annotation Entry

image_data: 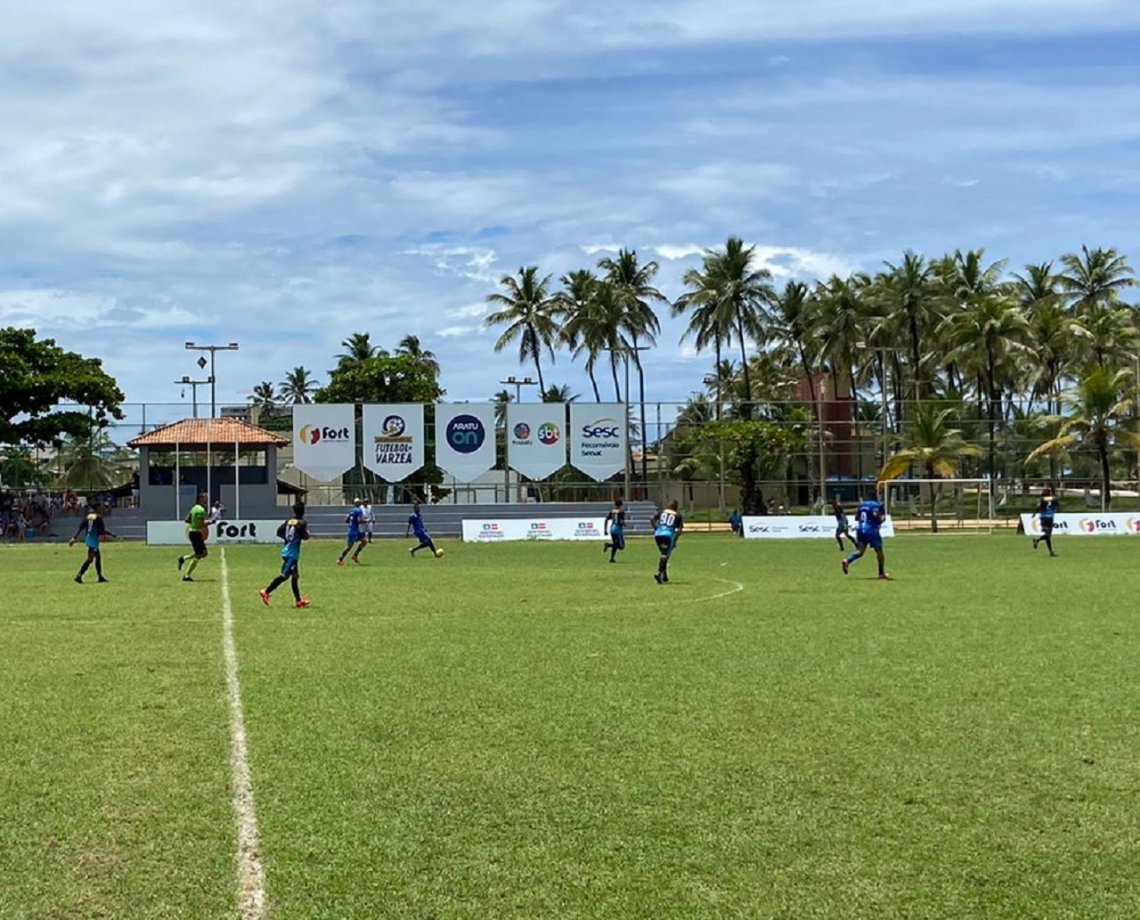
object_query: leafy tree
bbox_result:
[878,406,982,532]
[0,447,49,488]
[315,354,445,405]
[279,366,318,405]
[1027,366,1140,511]
[336,332,382,367]
[0,327,124,447]
[688,418,808,514]
[485,266,560,393]
[1058,245,1135,315]
[557,270,606,401]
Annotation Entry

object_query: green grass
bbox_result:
[3,534,1140,918]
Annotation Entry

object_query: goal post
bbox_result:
[881,478,995,534]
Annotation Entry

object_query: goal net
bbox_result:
[882,478,995,534]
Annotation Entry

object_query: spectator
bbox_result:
[727,508,743,537]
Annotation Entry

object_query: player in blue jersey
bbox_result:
[1031,486,1059,557]
[650,499,683,584]
[842,490,890,579]
[69,501,114,583]
[832,497,858,550]
[603,498,627,563]
[260,502,311,608]
[337,498,367,566]
[406,501,439,557]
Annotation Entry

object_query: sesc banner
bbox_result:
[363,404,424,481]
[743,515,896,539]
[435,403,497,482]
[569,403,626,482]
[507,403,567,480]
[292,403,355,480]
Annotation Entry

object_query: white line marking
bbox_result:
[701,577,744,601]
[220,548,267,919]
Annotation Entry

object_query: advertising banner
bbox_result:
[435,403,497,482]
[1019,512,1140,536]
[742,515,896,539]
[461,518,606,542]
[569,403,626,482]
[292,403,355,481]
[507,403,567,480]
[147,519,281,545]
[362,403,424,481]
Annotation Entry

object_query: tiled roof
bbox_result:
[127,418,289,449]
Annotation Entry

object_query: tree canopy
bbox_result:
[0,327,124,447]
[314,353,445,404]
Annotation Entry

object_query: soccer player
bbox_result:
[337,498,367,565]
[361,500,375,543]
[406,501,438,556]
[1031,486,1059,556]
[842,489,890,580]
[259,502,310,608]
[832,496,858,550]
[177,492,210,582]
[208,499,226,524]
[69,501,113,584]
[603,498,627,563]
[650,499,683,584]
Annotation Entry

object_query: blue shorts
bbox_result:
[655,533,675,556]
[414,531,431,544]
[857,531,883,551]
[280,557,299,577]
[609,527,625,549]
[347,530,363,545]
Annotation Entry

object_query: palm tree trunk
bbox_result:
[1100,443,1111,511]
[736,315,752,420]
[610,354,622,402]
[586,361,602,402]
[632,347,649,486]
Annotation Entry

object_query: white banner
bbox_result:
[363,404,424,481]
[292,403,355,481]
[461,518,606,542]
[569,403,626,482]
[147,519,282,545]
[1019,512,1140,536]
[507,403,567,480]
[743,515,896,539]
[435,404,497,482]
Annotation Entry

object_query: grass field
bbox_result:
[2,532,1139,919]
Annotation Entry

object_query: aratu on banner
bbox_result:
[569,403,626,482]
[506,403,567,480]
[292,403,355,481]
[362,404,424,481]
[434,403,497,482]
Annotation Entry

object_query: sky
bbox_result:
[3,0,1140,424]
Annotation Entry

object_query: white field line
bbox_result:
[702,577,744,601]
[220,548,267,919]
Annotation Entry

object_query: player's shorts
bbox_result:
[347,530,363,545]
[654,533,675,556]
[835,523,849,536]
[857,530,883,551]
[189,531,208,556]
[1039,519,1054,534]
[414,531,431,544]
[85,539,101,553]
[280,557,299,578]
[610,527,625,550]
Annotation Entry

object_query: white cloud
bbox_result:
[654,244,704,261]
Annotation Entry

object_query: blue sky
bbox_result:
[2,0,1140,422]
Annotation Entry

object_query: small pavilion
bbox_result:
[127,418,289,519]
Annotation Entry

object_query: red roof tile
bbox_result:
[127,418,288,449]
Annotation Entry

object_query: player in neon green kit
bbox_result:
[177,492,210,582]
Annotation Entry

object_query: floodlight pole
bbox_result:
[185,341,240,418]
[175,375,212,419]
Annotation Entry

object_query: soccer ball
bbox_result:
[434,548,445,558]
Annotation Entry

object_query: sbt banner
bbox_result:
[461,518,606,542]
[1019,512,1140,537]
[743,515,896,539]
[147,520,282,545]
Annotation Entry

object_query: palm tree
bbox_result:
[485,266,560,394]
[337,332,379,366]
[1058,245,1135,316]
[599,248,665,481]
[557,270,605,401]
[55,429,124,490]
[878,405,982,532]
[396,335,440,376]
[1027,366,1140,511]
[493,389,512,429]
[541,383,579,403]
[674,257,738,419]
[249,381,278,410]
[877,251,937,402]
[279,366,317,405]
